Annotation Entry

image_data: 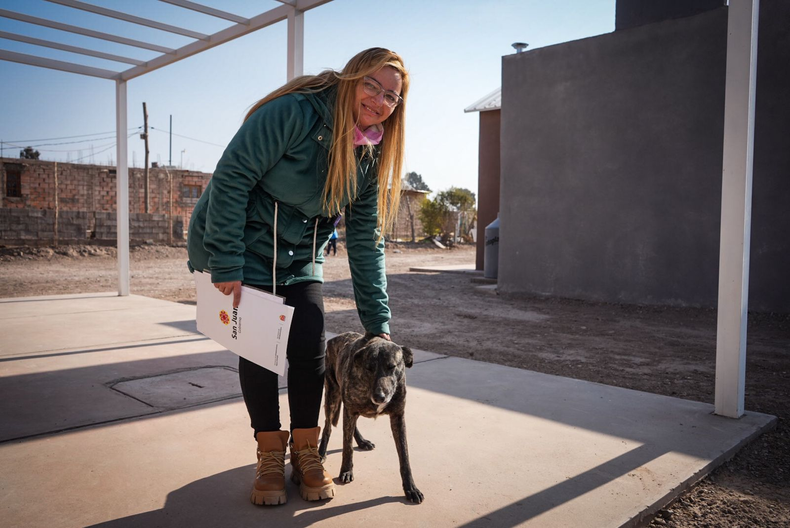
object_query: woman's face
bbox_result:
[353,66,403,129]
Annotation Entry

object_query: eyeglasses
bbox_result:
[361,76,403,108]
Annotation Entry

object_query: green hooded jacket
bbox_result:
[187,87,390,335]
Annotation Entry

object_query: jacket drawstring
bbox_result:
[312,218,319,276]
[272,201,278,297]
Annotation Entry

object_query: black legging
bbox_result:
[238,281,326,436]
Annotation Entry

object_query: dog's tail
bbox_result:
[325,368,342,427]
[330,401,341,427]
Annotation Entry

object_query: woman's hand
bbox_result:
[378,333,391,341]
[214,280,242,308]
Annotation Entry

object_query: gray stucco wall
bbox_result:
[615,0,724,30]
[499,4,789,312]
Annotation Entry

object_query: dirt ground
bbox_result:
[1,243,788,527]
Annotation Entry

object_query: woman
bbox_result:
[187,48,408,506]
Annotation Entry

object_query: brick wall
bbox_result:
[389,189,428,242]
[0,158,208,246]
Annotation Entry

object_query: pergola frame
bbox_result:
[1,0,332,298]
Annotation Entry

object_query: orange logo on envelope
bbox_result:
[279,315,286,322]
[219,310,230,325]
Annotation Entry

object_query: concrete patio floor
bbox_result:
[0,293,776,527]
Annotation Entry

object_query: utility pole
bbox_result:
[142,102,150,213]
[169,114,172,168]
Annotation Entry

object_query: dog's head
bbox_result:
[354,336,414,407]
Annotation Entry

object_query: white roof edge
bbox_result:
[464,86,501,113]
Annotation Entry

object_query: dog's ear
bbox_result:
[353,347,368,367]
[401,346,414,368]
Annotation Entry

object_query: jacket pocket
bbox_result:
[243,220,271,255]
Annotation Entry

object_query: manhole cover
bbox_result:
[110,366,240,409]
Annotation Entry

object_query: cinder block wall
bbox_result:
[0,209,185,246]
[499,3,789,313]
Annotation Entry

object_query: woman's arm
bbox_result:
[203,96,306,285]
[345,176,391,336]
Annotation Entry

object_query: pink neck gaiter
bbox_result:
[354,124,384,146]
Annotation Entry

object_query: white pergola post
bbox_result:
[115,79,130,296]
[286,6,304,81]
[714,0,760,418]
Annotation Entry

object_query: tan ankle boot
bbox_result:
[290,427,335,501]
[250,430,290,506]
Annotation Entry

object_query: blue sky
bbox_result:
[0,0,615,197]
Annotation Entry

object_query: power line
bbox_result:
[3,127,141,143]
[66,131,138,163]
[4,135,119,150]
[149,126,225,148]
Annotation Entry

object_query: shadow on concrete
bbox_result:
[87,464,408,528]
[1,333,772,457]
[0,336,209,364]
[157,318,199,333]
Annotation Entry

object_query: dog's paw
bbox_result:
[404,487,424,504]
[357,439,375,451]
[339,470,354,483]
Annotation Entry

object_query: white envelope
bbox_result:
[193,270,292,376]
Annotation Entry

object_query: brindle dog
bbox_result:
[317,332,423,504]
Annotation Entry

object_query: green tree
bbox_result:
[404,171,431,192]
[436,187,475,214]
[418,197,446,237]
[20,146,40,160]
[418,187,477,245]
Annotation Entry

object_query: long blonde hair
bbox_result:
[245,48,409,237]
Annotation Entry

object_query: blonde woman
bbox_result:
[187,48,408,506]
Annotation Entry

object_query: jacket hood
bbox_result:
[302,85,337,128]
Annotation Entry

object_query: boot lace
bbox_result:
[295,445,325,473]
[256,448,285,478]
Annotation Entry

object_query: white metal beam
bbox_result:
[118,5,291,81]
[295,0,334,10]
[287,7,304,81]
[0,9,175,54]
[715,0,760,418]
[0,30,144,65]
[0,49,118,79]
[115,80,130,296]
[159,0,250,25]
[45,0,209,41]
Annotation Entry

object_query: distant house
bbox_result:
[464,87,501,271]
[0,157,211,246]
[388,181,430,242]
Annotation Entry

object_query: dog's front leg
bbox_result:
[339,406,358,483]
[390,413,423,504]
